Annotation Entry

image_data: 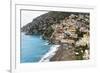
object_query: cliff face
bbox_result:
[21,11,90,61]
[21,11,71,34]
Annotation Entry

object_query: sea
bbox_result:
[20,33,53,63]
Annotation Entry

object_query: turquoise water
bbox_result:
[21,33,52,63]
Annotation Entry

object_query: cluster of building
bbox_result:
[50,14,90,60]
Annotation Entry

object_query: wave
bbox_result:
[39,45,60,62]
[44,42,49,45]
[39,36,43,39]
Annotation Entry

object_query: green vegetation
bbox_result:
[42,26,54,40]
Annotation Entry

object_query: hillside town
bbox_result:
[49,14,89,60]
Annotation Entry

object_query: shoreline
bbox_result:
[39,45,60,62]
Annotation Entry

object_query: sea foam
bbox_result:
[39,45,60,62]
